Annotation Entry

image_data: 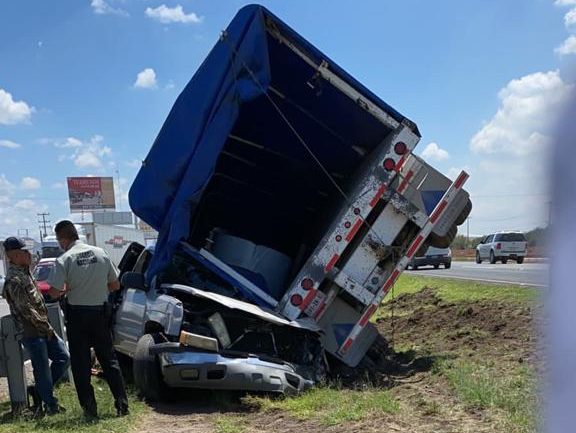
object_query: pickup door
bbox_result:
[113,245,151,357]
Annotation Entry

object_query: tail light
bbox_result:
[290,294,303,306]
[383,158,396,171]
[394,141,407,155]
[496,243,501,250]
[301,278,314,291]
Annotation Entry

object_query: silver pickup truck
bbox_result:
[112,242,325,400]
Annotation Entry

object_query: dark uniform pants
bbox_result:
[67,305,128,415]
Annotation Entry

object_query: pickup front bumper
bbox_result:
[150,343,313,395]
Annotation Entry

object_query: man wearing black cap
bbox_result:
[3,237,70,417]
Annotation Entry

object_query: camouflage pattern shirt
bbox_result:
[4,264,53,338]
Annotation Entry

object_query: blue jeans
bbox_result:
[22,335,70,409]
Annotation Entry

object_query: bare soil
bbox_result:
[135,287,539,433]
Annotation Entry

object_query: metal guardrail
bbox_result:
[0,301,69,412]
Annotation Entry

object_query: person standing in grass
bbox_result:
[47,220,129,420]
[3,236,70,417]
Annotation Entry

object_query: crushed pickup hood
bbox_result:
[163,283,322,333]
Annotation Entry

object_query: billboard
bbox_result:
[93,211,133,225]
[67,177,116,212]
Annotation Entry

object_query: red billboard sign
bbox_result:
[67,177,116,212]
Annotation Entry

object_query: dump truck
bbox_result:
[112,4,471,399]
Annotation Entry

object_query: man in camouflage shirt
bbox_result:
[3,237,69,416]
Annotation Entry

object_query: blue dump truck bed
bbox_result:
[129,4,420,283]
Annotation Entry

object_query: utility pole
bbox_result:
[116,164,122,211]
[37,212,51,243]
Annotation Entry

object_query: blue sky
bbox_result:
[0,0,575,239]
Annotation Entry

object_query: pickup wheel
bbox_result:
[412,265,418,270]
[434,264,439,269]
[517,257,524,264]
[133,333,170,402]
[475,251,482,264]
[444,262,451,269]
[501,259,508,264]
[489,250,496,264]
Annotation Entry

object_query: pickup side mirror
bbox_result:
[121,272,147,291]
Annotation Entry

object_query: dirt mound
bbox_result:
[328,287,536,386]
[377,288,535,365]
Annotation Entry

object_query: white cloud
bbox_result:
[471,71,572,156]
[51,182,65,189]
[421,142,450,161]
[134,68,157,89]
[465,70,573,234]
[20,177,41,190]
[145,4,203,24]
[0,174,49,240]
[52,135,112,169]
[0,174,15,196]
[556,0,576,6]
[555,35,576,56]
[14,199,37,210]
[0,88,33,125]
[75,152,103,168]
[565,8,576,26]
[0,140,21,149]
[54,137,83,148]
[90,0,129,17]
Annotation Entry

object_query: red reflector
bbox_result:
[383,158,396,171]
[394,141,407,155]
[301,278,314,290]
[496,243,501,250]
[290,294,303,306]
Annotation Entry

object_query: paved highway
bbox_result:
[407,261,548,288]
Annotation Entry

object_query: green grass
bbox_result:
[214,415,247,433]
[245,386,399,426]
[385,274,540,304]
[0,379,147,433]
[438,360,538,433]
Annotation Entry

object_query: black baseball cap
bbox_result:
[3,237,33,252]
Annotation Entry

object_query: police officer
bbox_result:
[47,220,129,419]
[3,237,69,416]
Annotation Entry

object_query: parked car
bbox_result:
[33,258,57,295]
[408,246,451,270]
[475,231,527,264]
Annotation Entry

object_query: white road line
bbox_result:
[415,273,547,288]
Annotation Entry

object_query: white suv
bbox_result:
[475,231,527,264]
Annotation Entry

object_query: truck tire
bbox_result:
[444,262,451,269]
[133,333,169,402]
[428,225,457,249]
[455,200,472,226]
[475,251,482,264]
[489,250,496,264]
[501,259,508,264]
[517,257,524,264]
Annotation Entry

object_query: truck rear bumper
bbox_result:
[497,252,526,258]
[410,257,451,267]
[152,343,313,395]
